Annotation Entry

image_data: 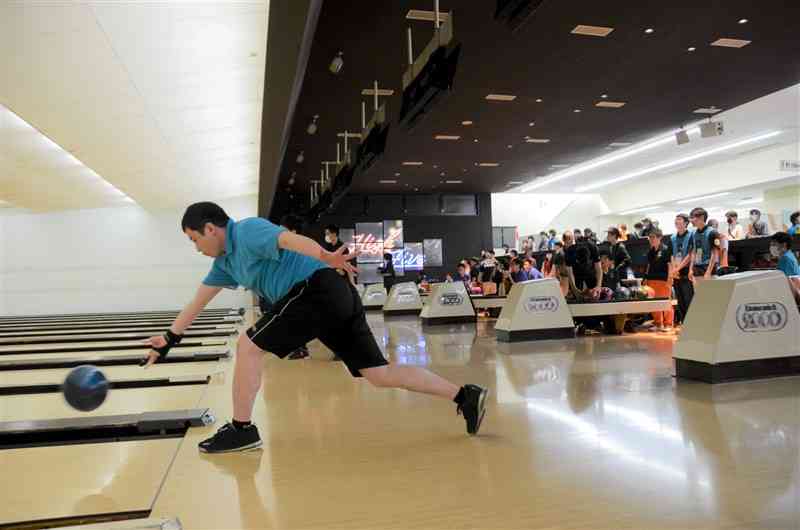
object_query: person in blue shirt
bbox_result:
[788,211,800,236]
[689,207,722,280]
[771,231,800,302]
[143,202,488,453]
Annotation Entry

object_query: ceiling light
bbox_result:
[406,9,451,22]
[433,165,438,168]
[620,205,663,215]
[738,197,763,205]
[693,106,722,114]
[508,181,524,185]
[434,135,461,140]
[361,88,395,96]
[479,162,500,167]
[526,138,550,143]
[402,161,423,166]
[380,179,397,184]
[329,51,344,74]
[601,94,608,99]
[528,122,535,127]
[576,130,782,192]
[440,171,445,176]
[676,192,731,204]
[711,38,751,48]
[461,120,473,125]
[295,151,304,164]
[687,46,696,52]
[394,172,400,176]
[608,142,632,147]
[306,115,319,135]
[550,164,571,169]
[535,98,543,103]
[473,138,479,143]
[738,18,748,24]
[573,109,582,113]
[595,101,626,108]
[445,180,463,184]
[507,144,513,149]
[522,126,703,191]
[644,28,654,34]
[486,94,516,101]
[571,25,614,37]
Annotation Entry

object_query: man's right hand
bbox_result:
[141,335,167,368]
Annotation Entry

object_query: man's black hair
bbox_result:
[181,202,230,233]
[790,211,799,225]
[689,207,708,222]
[771,231,792,248]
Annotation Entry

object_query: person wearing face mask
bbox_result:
[788,211,800,236]
[689,207,722,280]
[725,211,745,240]
[770,232,800,303]
[746,209,769,238]
[708,219,729,268]
[670,214,695,324]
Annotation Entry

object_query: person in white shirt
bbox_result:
[725,211,745,240]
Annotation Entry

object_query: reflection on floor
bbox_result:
[152,314,800,530]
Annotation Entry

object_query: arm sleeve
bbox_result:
[202,260,238,288]
[240,218,287,261]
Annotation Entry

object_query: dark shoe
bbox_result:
[287,346,310,360]
[198,422,262,453]
[457,384,489,435]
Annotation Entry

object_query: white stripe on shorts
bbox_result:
[248,284,308,342]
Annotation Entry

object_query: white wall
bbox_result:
[0,195,258,316]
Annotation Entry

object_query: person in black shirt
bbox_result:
[378,252,396,292]
[605,227,631,278]
[670,213,695,325]
[599,250,620,291]
[645,228,674,331]
[565,234,602,295]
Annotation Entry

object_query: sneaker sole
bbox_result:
[469,388,489,436]
[198,439,263,454]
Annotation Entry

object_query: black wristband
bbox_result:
[153,330,183,360]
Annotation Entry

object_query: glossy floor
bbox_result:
[149,314,800,530]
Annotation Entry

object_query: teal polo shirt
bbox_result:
[777,250,800,277]
[202,218,328,303]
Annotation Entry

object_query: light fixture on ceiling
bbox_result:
[402,161,423,166]
[473,138,479,143]
[738,18,749,24]
[479,162,500,167]
[380,179,397,184]
[711,38,751,48]
[440,171,446,176]
[394,172,401,176]
[571,25,614,37]
[609,142,632,147]
[529,122,535,126]
[462,120,473,125]
[676,192,731,204]
[573,109,581,113]
[433,164,438,168]
[596,101,626,108]
[507,144,513,149]
[329,51,344,74]
[644,28,654,34]
[296,150,305,164]
[445,180,463,184]
[306,115,319,135]
[486,94,517,101]
[434,134,461,140]
[525,138,550,143]
[694,106,722,114]
[535,98,543,103]
[738,197,763,204]
[550,164,571,169]
[620,205,663,215]
[288,172,296,185]
[687,46,696,52]
[575,130,782,192]
[675,129,690,145]
[508,181,524,185]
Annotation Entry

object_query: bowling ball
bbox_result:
[62,365,109,412]
[613,287,631,301]
[598,287,614,302]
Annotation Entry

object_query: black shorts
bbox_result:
[692,264,717,276]
[246,268,388,377]
[574,275,598,290]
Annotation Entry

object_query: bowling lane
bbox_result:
[0,345,229,364]
[0,439,181,526]
[0,362,226,387]
[0,328,237,345]
[0,316,240,331]
[0,322,240,334]
[0,324,237,338]
[0,338,229,355]
[0,308,238,322]
[0,385,208,422]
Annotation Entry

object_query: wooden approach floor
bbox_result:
[1,310,798,529]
